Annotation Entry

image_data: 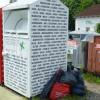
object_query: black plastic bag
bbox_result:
[40,69,64,99]
[67,64,74,71]
[60,71,77,86]
[72,84,86,96]
[72,68,85,85]
[72,68,86,96]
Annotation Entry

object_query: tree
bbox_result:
[61,0,100,31]
[61,0,81,30]
[93,0,100,4]
[96,23,100,33]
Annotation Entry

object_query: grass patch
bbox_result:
[31,91,89,100]
[32,97,40,100]
[61,95,87,100]
[83,72,100,84]
[32,96,86,100]
[32,95,87,100]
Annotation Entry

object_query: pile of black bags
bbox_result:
[67,65,86,96]
[40,65,86,100]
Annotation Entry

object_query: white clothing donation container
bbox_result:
[3,0,68,98]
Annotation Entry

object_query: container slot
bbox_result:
[18,33,28,35]
[11,32,16,34]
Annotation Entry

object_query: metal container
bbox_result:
[3,0,68,98]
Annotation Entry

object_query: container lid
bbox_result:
[3,0,37,10]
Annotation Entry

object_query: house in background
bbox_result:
[68,4,100,68]
[75,4,100,33]
[69,4,100,42]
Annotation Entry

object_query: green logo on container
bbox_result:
[20,41,25,50]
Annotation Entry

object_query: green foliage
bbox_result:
[61,0,100,31]
[31,92,91,100]
[32,95,87,100]
[76,0,93,14]
[61,94,87,100]
[96,23,100,33]
[84,72,100,84]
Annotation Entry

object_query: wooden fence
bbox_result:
[87,36,100,74]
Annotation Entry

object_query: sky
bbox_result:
[0,0,10,7]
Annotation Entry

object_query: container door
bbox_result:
[3,9,31,97]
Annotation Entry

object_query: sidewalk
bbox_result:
[0,86,25,100]
[85,81,100,100]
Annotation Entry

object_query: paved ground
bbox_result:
[85,81,100,94]
[0,86,25,100]
[85,81,100,100]
[0,81,100,100]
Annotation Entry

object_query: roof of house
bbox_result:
[77,4,100,18]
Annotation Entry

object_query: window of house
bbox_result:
[86,27,90,32]
[78,28,80,30]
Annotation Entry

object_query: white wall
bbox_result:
[76,17,100,32]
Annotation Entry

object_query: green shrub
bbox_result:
[84,72,100,84]
[96,23,100,33]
